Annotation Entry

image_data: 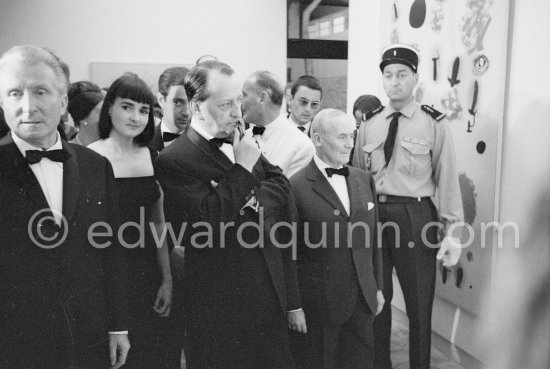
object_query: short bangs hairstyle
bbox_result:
[98,74,155,146]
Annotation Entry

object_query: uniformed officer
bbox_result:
[353,43,463,369]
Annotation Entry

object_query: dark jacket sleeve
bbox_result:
[281,193,302,310]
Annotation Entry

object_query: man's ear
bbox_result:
[157,92,166,109]
[191,100,204,120]
[259,91,269,104]
[60,94,68,116]
[311,132,322,147]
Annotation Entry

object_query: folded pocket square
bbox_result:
[368,202,374,210]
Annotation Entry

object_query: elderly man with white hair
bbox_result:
[288,108,384,369]
[0,45,130,369]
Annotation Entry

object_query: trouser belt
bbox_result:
[377,195,430,203]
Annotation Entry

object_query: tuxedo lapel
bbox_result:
[61,141,80,224]
[1,136,51,212]
[306,160,349,220]
[186,126,233,171]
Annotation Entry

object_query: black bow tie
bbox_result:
[209,137,233,148]
[162,132,181,142]
[252,126,265,136]
[297,126,306,132]
[325,167,349,178]
[25,149,70,165]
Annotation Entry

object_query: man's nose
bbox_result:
[345,135,354,148]
[391,75,399,86]
[181,106,191,117]
[20,91,36,116]
[231,101,242,117]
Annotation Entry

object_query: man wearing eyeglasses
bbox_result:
[288,75,323,137]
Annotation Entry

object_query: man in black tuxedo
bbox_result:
[150,66,191,151]
[0,45,129,369]
[155,60,300,368]
[288,109,384,369]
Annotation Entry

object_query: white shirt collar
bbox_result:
[190,120,215,141]
[12,131,63,158]
[313,154,344,179]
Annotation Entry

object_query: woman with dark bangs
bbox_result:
[89,73,173,368]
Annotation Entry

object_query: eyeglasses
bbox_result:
[297,98,320,110]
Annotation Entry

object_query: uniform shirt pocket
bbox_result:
[400,138,431,177]
[361,141,384,172]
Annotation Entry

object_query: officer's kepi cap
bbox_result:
[379,44,419,73]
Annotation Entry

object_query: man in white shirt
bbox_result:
[0,45,129,368]
[288,75,323,137]
[242,70,315,179]
[150,66,191,151]
[288,109,384,369]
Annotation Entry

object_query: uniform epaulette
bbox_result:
[421,105,445,121]
[362,105,384,122]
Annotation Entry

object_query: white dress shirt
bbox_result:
[12,132,64,225]
[288,116,311,135]
[250,115,315,178]
[190,121,235,163]
[313,154,350,215]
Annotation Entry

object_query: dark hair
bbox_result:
[0,106,9,138]
[184,60,234,103]
[352,94,382,115]
[290,75,323,98]
[252,71,284,106]
[98,74,155,146]
[67,81,104,127]
[158,66,189,97]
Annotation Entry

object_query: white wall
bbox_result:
[499,0,550,246]
[347,0,381,111]
[0,0,287,85]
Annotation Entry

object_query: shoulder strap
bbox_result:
[362,105,385,122]
[421,105,446,121]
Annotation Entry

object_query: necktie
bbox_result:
[209,137,233,149]
[252,126,265,136]
[297,126,306,132]
[25,149,70,165]
[325,167,349,178]
[383,112,401,166]
[162,132,181,142]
